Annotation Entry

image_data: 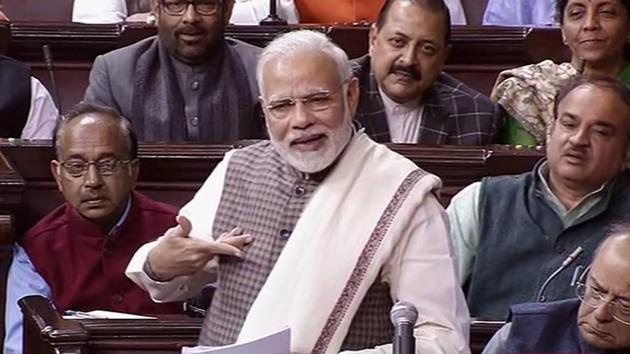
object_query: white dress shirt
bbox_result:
[380,88,424,144]
[21,77,59,140]
[72,0,300,25]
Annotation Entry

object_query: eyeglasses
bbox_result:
[263,82,346,120]
[56,158,134,178]
[160,0,221,16]
[576,282,630,326]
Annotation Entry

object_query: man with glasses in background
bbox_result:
[483,224,630,354]
[4,103,183,354]
[83,0,264,142]
[126,30,469,353]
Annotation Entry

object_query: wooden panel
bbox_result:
[21,295,501,354]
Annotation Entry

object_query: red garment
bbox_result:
[295,0,385,24]
[22,192,182,315]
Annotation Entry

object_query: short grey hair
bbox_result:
[257,30,353,98]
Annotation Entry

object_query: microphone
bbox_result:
[259,0,287,25]
[391,301,417,354]
[536,246,584,302]
[42,44,63,114]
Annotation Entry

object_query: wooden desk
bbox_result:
[4,22,577,109]
[20,295,501,354]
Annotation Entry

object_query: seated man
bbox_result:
[448,75,630,319]
[483,224,630,354]
[0,55,58,139]
[482,0,557,27]
[83,0,264,142]
[72,0,300,25]
[127,30,469,353]
[354,0,501,144]
[4,103,182,354]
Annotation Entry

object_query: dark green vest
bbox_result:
[467,161,630,319]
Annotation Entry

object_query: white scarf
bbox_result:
[237,132,441,353]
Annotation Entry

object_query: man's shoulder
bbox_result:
[229,140,274,166]
[510,298,581,319]
[97,36,157,65]
[22,204,70,243]
[433,72,496,112]
[480,171,534,194]
[133,192,178,218]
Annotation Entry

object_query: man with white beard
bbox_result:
[126,30,469,354]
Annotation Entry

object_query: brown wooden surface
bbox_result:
[21,295,501,354]
[1,22,583,110]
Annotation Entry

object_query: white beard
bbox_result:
[269,121,353,174]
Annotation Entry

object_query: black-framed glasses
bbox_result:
[263,82,347,120]
[159,0,221,16]
[56,158,134,178]
[576,281,630,326]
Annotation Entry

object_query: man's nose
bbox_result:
[290,101,315,130]
[398,46,419,67]
[83,164,104,188]
[181,3,201,23]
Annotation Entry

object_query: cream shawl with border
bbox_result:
[237,132,441,354]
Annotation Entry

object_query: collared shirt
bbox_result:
[447,161,608,284]
[4,197,133,354]
[20,77,59,140]
[380,88,425,144]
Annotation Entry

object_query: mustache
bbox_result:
[175,25,205,36]
[389,65,421,80]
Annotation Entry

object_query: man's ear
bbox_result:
[50,160,64,193]
[368,24,379,57]
[129,159,141,189]
[347,77,360,117]
[150,0,160,21]
[223,0,235,26]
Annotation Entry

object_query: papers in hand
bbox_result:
[63,310,156,320]
[181,327,290,354]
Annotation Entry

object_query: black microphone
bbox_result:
[391,301,417,354]
[42,44,63,114]
[259,0,287,25]
[536,246,584,302]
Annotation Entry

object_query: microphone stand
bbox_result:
[259,0,287,26]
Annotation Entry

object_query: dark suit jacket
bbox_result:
[352,55,502,145]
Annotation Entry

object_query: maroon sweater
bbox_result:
[22,192,182,315]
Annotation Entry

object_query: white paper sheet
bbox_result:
[181,326,290,354]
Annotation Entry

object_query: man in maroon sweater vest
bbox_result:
[4,103,182,354]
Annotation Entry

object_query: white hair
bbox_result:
[256,30,353,98]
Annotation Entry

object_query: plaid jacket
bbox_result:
[353,55,503,145]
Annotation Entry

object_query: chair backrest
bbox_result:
[127,0,151,15]
[3,0,73,21]
[461,0,489,25]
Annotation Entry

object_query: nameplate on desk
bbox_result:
[182,326,290,354]
[64,309,156,320]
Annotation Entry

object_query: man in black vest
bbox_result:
[0,55,58,139]
[83,0,264,142]
[448,75,630,319]
[482,225,630,354]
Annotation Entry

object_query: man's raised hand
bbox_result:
[146,216,254,281]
